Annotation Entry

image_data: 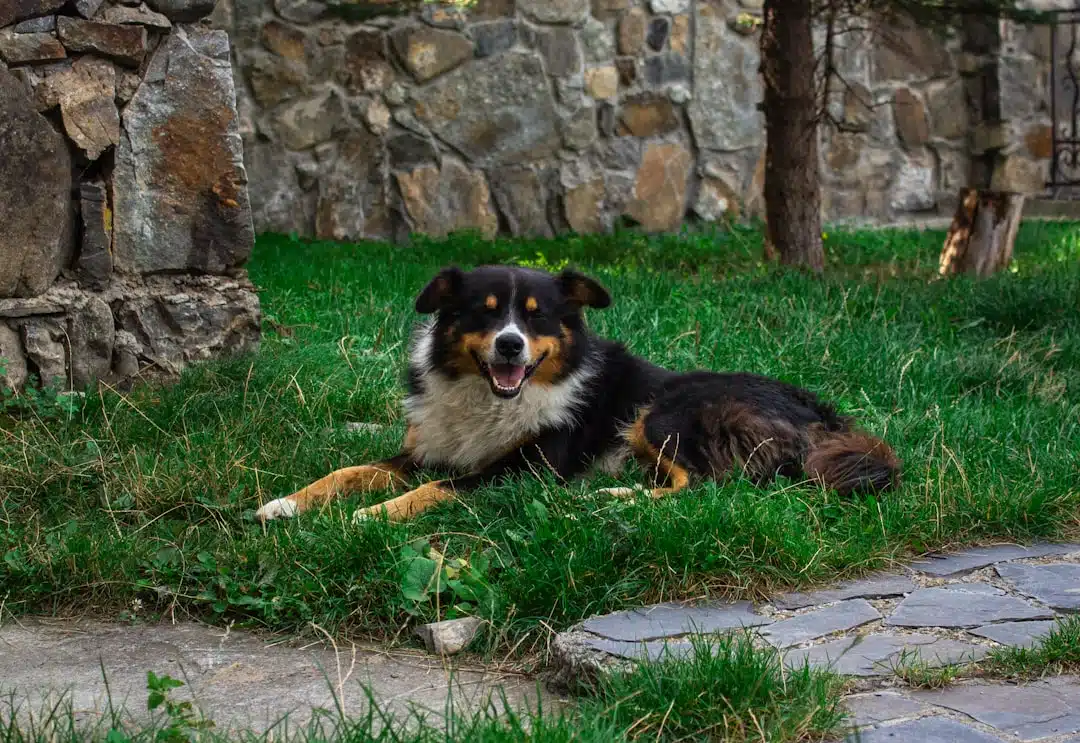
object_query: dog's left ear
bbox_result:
[558,270,611,310]
[415,266,464,314]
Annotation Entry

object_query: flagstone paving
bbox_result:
[551,542,1080,742]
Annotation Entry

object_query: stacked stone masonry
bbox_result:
[551,542,1080,743]
[216,0,1059,241]
[0,0,260,392]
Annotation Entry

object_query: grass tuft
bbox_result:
[981,615,1080,680]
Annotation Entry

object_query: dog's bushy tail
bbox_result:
[804,429,901,496]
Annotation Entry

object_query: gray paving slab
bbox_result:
[969,620,1060,648]
[0,618,555,734]
[784,632,987,677]
[762,599,881,649]
[773,574,916,610]
[913,679,1080,741]
[580,600,772,642]
[843,716,1008,743]
[910,543,1080,577]
[577,636,695,662]
[842,691,927,728]
[944,582,1007,595]
[996,562,1080,612]
[886,586,1055,628]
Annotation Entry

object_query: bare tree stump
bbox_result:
[938,188,1025,278]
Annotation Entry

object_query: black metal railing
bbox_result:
[1048,8,1080,193]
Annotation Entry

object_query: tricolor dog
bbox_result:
[255,265,900,523]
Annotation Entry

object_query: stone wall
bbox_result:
[218,0,1055,242]
[0,0,260,393]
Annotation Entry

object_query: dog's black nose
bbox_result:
[495,334,525,358]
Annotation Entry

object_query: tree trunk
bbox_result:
[761,0,824,273]
[938,188,1025,278]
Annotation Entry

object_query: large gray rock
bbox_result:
[144,0,218,22]
[389,25,472,83]
[21,318,68,388]
[886,586,1055,628]
[56,18,147,67]
[517,0,588,24]
[113,27,254,275]
[0,68,73,299]
[488,167,554,238]
[0,0,66,29]
[688,3,762,151]
[315,129,393,242]
[55,56,119,161]
[395,159,499,239]
[0,29,67,64]
[68,293,114,389]
[0,324,28,390]
[116,275,261,375]
[12,15,57,32]
[101,4,173,29]
[411,51,560,166]
[996,562,1080,612]
[78,180,113,289]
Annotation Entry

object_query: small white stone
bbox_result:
[649,0,689,13]
[414,617,484,656]
[364,98,391,136]
[668,84,692,104]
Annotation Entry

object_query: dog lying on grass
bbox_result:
[256,265,900,524]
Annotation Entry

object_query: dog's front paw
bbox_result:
[255,497,298,523]
[592,485,645,500]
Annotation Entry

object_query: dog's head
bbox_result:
[415,265,611,399]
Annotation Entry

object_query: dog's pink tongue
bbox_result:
[492,364,526,388]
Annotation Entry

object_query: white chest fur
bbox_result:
[404,324,596,472]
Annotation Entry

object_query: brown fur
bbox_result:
[701,401,805,485]
[804,430,901,496]
[355,481,455,522]
[527,326,570,385]
[623,410,692,498]
[278,462,410,513]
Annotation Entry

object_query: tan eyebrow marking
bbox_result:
[485,294,498,309]
[525,296,538,312]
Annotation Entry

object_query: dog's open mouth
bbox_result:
[472,352,548,398]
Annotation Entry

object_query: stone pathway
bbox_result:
[551,542,1080,742]
[0,618,555,734]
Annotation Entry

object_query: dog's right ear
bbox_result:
[415,266,464,314]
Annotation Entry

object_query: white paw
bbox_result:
[255,497,297,522]
[352,507,387,525]
[593,485,645,499]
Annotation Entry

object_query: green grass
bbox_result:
[2,222,1080,656]
[981,615,1080,680]
[0,633,846,743]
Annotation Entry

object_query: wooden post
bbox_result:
[938,188,1026,278]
